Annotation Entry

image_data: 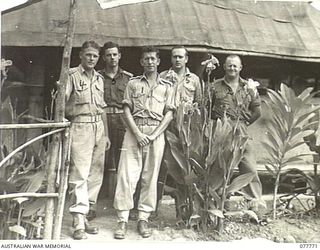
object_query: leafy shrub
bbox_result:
[0,146,47,239]
[262,83,320,219]
[165,101,259,232]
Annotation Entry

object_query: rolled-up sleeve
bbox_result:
[122,80,133,110]
[65,74,73,102]
[164,85,176,114]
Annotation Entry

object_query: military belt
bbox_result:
[105,106,123,114]
[134,117,160,126]
[72,114,102,123]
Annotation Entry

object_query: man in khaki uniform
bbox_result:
[160,45,202,106]
[66,41,111,240]
[84,42,132,221]
[113,46,175,239]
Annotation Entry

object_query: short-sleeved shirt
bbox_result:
[98,68,132,108]
[160,67,202,106]
[210,77,261,123]
[65,65,107,118]
[122,74,175,121]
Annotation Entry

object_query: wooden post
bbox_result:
[43,0,77,239]
[52,127,71,239]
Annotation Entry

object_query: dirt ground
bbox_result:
[60,196,320,243]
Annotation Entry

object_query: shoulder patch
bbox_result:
[96,71,104,80]
[160,78,173,86]
[122,70,133,78]
[213,78,224,85]
[68,67,78,75]
[130,75,143,81]
[159,70,168,78]
[190,72,200,79]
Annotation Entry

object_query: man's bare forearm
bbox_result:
[101,111,109,137]
[123,105,140,136]
[148,110,173,141]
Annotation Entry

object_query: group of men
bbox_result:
[65,40,262,240]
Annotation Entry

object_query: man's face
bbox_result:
[79,47,100,70]
[140,52,160,74]
[171,48,188,70]
[223,57,242,79]
[103,47,121,68]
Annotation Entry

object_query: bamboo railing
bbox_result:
[0,122,70,239]
[0,0,77,240]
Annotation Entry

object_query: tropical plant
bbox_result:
[262,83,320,219]
[165,102,203,224]
[0,146,47,239]
[190,116,260,232]
[279,166,320,215]
[303,113,320,212]
[0,67,49,239]
[165,99,260,232]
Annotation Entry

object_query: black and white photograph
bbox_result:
[1,0,320,248]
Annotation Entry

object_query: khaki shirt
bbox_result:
[160,67,202,106]
[98,68,132,108]
[65,65,107,118]
[122,75,175,121]
[210,77,261,123]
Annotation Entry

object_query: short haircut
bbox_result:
[225,54,242,65]
[80,40,100,52]
[141,46,160,59]
[171,45,188,56]
[102,41,121,54]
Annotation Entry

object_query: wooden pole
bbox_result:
[0,193,58,200]
[0,122,69,130]
[0,128,65,168]
[43,0,77,239]
[53,127,71,239]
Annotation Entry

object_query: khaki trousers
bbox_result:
[69,120,106,216]
[113,125,165,221]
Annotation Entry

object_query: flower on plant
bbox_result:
[201,54,220,73]
[183,100,194,115]
[246,78,260,96]
[1,58,12,78]
[181,101,201,116]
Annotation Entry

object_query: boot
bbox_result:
[87,210,97,221]
[72,213,87,240]
[84,218,99,234]
[114,221,127,239]
[73,229,87,240]
[137,220,151,238]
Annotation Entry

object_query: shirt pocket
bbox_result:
[239,90,252,108]
[214,89,228,100]
[116,84,126,103]
[94,83,107,108]
[152,91,166,103]
[183,82,196,101]
[131,90,146,109]
[75,84,90,104]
